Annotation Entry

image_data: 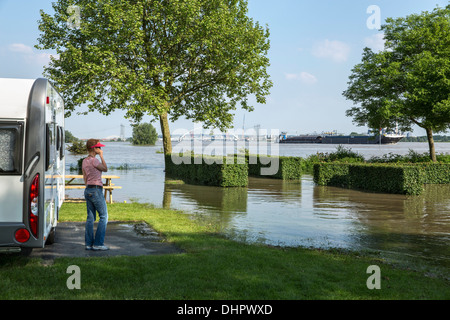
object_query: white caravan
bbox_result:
[0,78,65,254]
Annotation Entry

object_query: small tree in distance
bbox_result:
[132,122,158,146]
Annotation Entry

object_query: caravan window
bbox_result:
[0,123,23,175]
[59,126,65,159]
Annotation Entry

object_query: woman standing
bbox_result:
[82,139,109,251]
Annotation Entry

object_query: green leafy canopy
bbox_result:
[36,0,272,131]
[343,5,450,134]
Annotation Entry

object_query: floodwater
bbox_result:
[65,141,450,276]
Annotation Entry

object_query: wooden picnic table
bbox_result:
[65,174,122,203]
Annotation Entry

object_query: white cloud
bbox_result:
[8,43,34,54]
[285,72,318,84]
[312,39,351,63]
[364,33,386,52]
[299,72,318,84]
[7,43,57,65]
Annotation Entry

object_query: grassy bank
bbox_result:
[0,202,448,300]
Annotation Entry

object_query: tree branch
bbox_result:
[409,116,424,128]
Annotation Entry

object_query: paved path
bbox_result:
[30,221,182,261]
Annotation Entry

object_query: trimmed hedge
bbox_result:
[313,163,350,188]
[247,155,303,180]
[419,163,450,184]
[165,151,450,191]
[313,163,426,195]
[349,164,424,195]
[165,154,248,187]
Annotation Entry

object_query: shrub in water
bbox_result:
[247,155,302,180]
[165,154,248,187]
[313,163,426,195]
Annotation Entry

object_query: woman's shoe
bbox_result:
[92,245,109,251]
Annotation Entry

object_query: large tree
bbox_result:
[36,0,272,156]
[343,5,450,161]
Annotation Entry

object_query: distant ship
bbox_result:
[279,130,404,145]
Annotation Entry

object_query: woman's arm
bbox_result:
[95,149,108,172]
[82,168,87,185]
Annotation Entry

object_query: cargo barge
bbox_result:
[279,132,404,145]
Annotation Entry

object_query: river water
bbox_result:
[65,141,450,276]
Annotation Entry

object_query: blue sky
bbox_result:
[0,0,449,139]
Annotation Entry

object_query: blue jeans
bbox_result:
[84,187,108,247]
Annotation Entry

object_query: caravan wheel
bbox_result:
[20,247,33,256]
[46,227,56,245]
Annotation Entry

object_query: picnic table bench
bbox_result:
[65,174,121,203]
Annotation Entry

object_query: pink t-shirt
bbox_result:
[82,156,103,186]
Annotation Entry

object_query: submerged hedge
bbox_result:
[314,163,419,195]
[313,163,350,188]
[314,162,450,195]
[247,155,303,180]
[419,163,450,184]
[350,164,424,195]
[165,151,450,191]
[165,154,248,187]
[165,153,302,187]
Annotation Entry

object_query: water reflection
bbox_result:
[164,182,248,214]
[313,184,450,236]
[163,174,449,275]
[163,177,303,227]
[313,184,450,273]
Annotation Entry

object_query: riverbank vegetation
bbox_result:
[162,146,450,190]
[402,135,450,143]
[303,146,450,171]
[306,146,450,195]
[67,140,87,155]
[0,202,448,300]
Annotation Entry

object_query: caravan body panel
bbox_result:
[0,176,23,222]
[0,79,34,119]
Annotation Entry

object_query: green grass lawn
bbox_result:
[0,202,448,300]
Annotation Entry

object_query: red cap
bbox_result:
[91,143,105,148]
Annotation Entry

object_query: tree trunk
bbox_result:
[425,127,437,162]
[159,112,172,156]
